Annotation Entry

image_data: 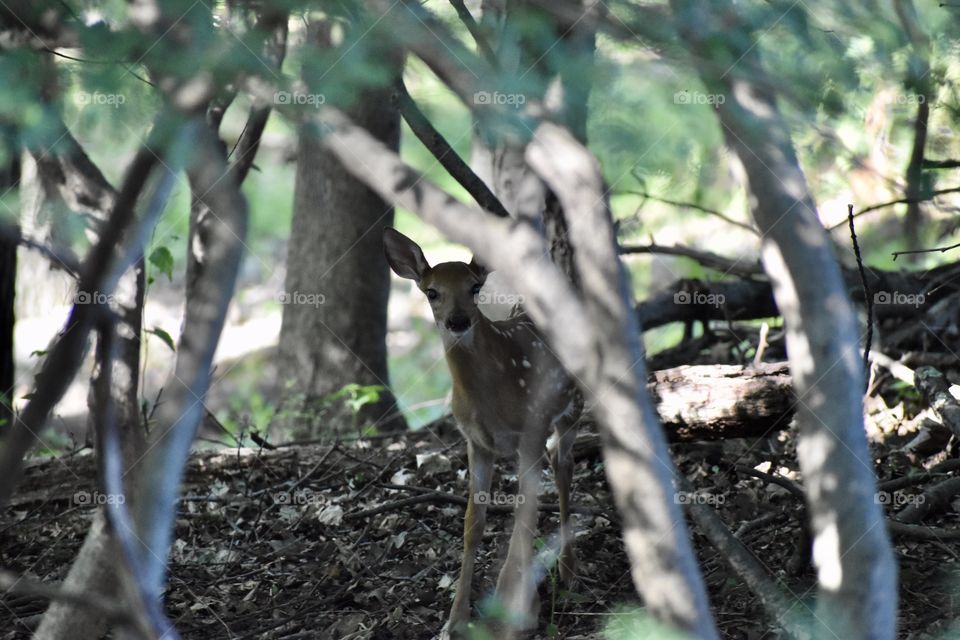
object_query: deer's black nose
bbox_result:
[446,315,471,333]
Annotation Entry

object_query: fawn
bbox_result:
[383,228,580,637]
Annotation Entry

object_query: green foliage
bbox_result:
[326,383,383,430]
[602,605,692,640]
[146,327,176,352]
[272,382,386,437]
[5,0,960,446]
[148,246,175,282]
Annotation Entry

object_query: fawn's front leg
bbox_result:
[494,430,545,638]
[550,414,578,586]
[446,441,494,638]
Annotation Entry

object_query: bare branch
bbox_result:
[228,12,288,185]
[0,221,80,275]
[619,242,763,279]
[922,158,960,169]
[617,189,758,235]
[678,475,812,639]
[826,186,960,233]
[396,79,509,218]
[447,0,498,68]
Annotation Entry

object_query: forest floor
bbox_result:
[2,407,960,640]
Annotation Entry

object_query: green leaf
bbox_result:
[149,246,174,281]
[147,327,176,352]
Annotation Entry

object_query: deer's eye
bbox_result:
[426,288,438,300]
[470,283,482,296]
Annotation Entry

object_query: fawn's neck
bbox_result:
[443,315,522,393]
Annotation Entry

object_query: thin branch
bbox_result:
[0,222,80,276]
[892,240,960,260]
[827,186,960,232]
[448,0,499,68]
[619,242,763,279]
[886,520,960,540]
[131,120,248,618]
[617,189,758,235]
[922,159,960,169]
[877,459,960,492]
[345,489,603,520]
[228,12,288,185]
[43,48,156,87]
[847,204,872,375]
[732,464,805,501]
[396,79,509,218]
[869,350,916,386]
[678,475,812,639]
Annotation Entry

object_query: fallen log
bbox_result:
[650,362,794,440]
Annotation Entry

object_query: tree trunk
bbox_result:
[275,19,405,437]
[671,2,897,638]
[27,116,147,640]
[0,140,17,434]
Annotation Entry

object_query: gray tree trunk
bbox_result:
[275,20,405,437]
[29,118,147,640]
[671,2,897,638]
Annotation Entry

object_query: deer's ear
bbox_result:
[468,256,488,282]
[383,227,430,282]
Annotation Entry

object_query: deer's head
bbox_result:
[383,228,488,344]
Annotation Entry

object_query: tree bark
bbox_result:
[131,120,247,625]
[894,0,933,255]
[25,113,147,640]
[0,134,17,434]
[671,3,897,638]
[275,17,405,436]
